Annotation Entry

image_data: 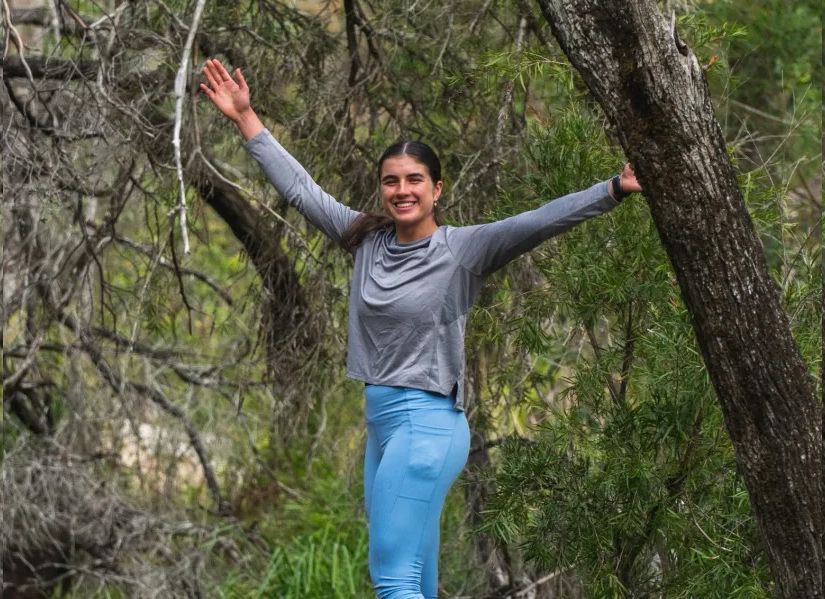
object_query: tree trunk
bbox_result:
[465,339,515,594]
[536,1,823,596]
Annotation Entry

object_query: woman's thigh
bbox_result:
[364,386,468,507]
[364,425,381,520]
[365,387,469,595]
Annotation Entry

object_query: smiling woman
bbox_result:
[200,56,639,599]
[339,140,447,250]
[378,141,443,243]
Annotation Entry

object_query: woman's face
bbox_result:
[380,154,443,232]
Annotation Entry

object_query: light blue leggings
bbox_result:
[363,385,471,599]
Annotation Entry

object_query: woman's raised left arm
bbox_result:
[445,167,640,277]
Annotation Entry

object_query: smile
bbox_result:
[393,201,417,208]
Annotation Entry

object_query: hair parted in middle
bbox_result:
[341,140,443,252]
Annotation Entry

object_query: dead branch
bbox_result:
[172,0,207,256]
[57,310,230,515]
[3,55,98,80]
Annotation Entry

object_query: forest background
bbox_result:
[1,0,821,597]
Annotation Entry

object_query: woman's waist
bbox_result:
[364,384,455,421]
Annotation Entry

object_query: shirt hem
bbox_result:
[346,370,464,411]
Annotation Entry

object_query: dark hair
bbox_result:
[341,140,443,251]
[379,140,442,183]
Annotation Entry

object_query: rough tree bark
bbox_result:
[536,1,823,596]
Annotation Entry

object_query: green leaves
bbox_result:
[474,85,783,594]
[218,523,370,598]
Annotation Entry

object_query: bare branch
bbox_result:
[85,221,234,305]
[172,0,208,256]
[3,55,97,80]
[493,14,529,190]
[58,311,230,515]
[2,0,33,81]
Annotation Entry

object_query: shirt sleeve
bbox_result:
[445,180,620,277]
[244,128,361,245]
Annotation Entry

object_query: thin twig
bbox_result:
[172,0,208,255]
[509,570,563,597]
[493,14,529,191]
[45,0,60,45]
[58,310,230,515]
[194,149,325,266]
[2,0,34,82]
[86,221,234,305]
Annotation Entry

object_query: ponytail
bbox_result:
[341,212,393,252]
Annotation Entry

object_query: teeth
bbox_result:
[395,202,415,208]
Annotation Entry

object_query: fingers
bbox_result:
[235,68,248,92]
[202,60,221,91]
[620,162,642,193]
[199,82,215,100]
[213,58,233,82]
[623,162,636,178]
[201,59,246,95]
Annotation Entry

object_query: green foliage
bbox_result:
[216,422,372,598]
[6,0,818,596]
[474,87,795,594]
[218,522,370,599]
[693,0,822,184]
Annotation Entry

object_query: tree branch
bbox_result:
[57,310,230,515]
[537,1,823,594]
[85,221,233,306]
[172,0,207,256]
[3,55,97,80]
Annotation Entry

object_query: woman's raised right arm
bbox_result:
[200,59,360,245]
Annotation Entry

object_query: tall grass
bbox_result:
[218,521,371,598]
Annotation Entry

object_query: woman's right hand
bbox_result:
[200,58,251,123]
[201,58,264,140]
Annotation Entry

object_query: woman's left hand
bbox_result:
[619,163,642,193]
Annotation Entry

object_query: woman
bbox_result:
[200,58,640,599]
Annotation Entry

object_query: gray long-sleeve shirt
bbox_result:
[245,129,620,410]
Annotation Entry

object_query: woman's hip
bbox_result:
[364,384,465,445]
